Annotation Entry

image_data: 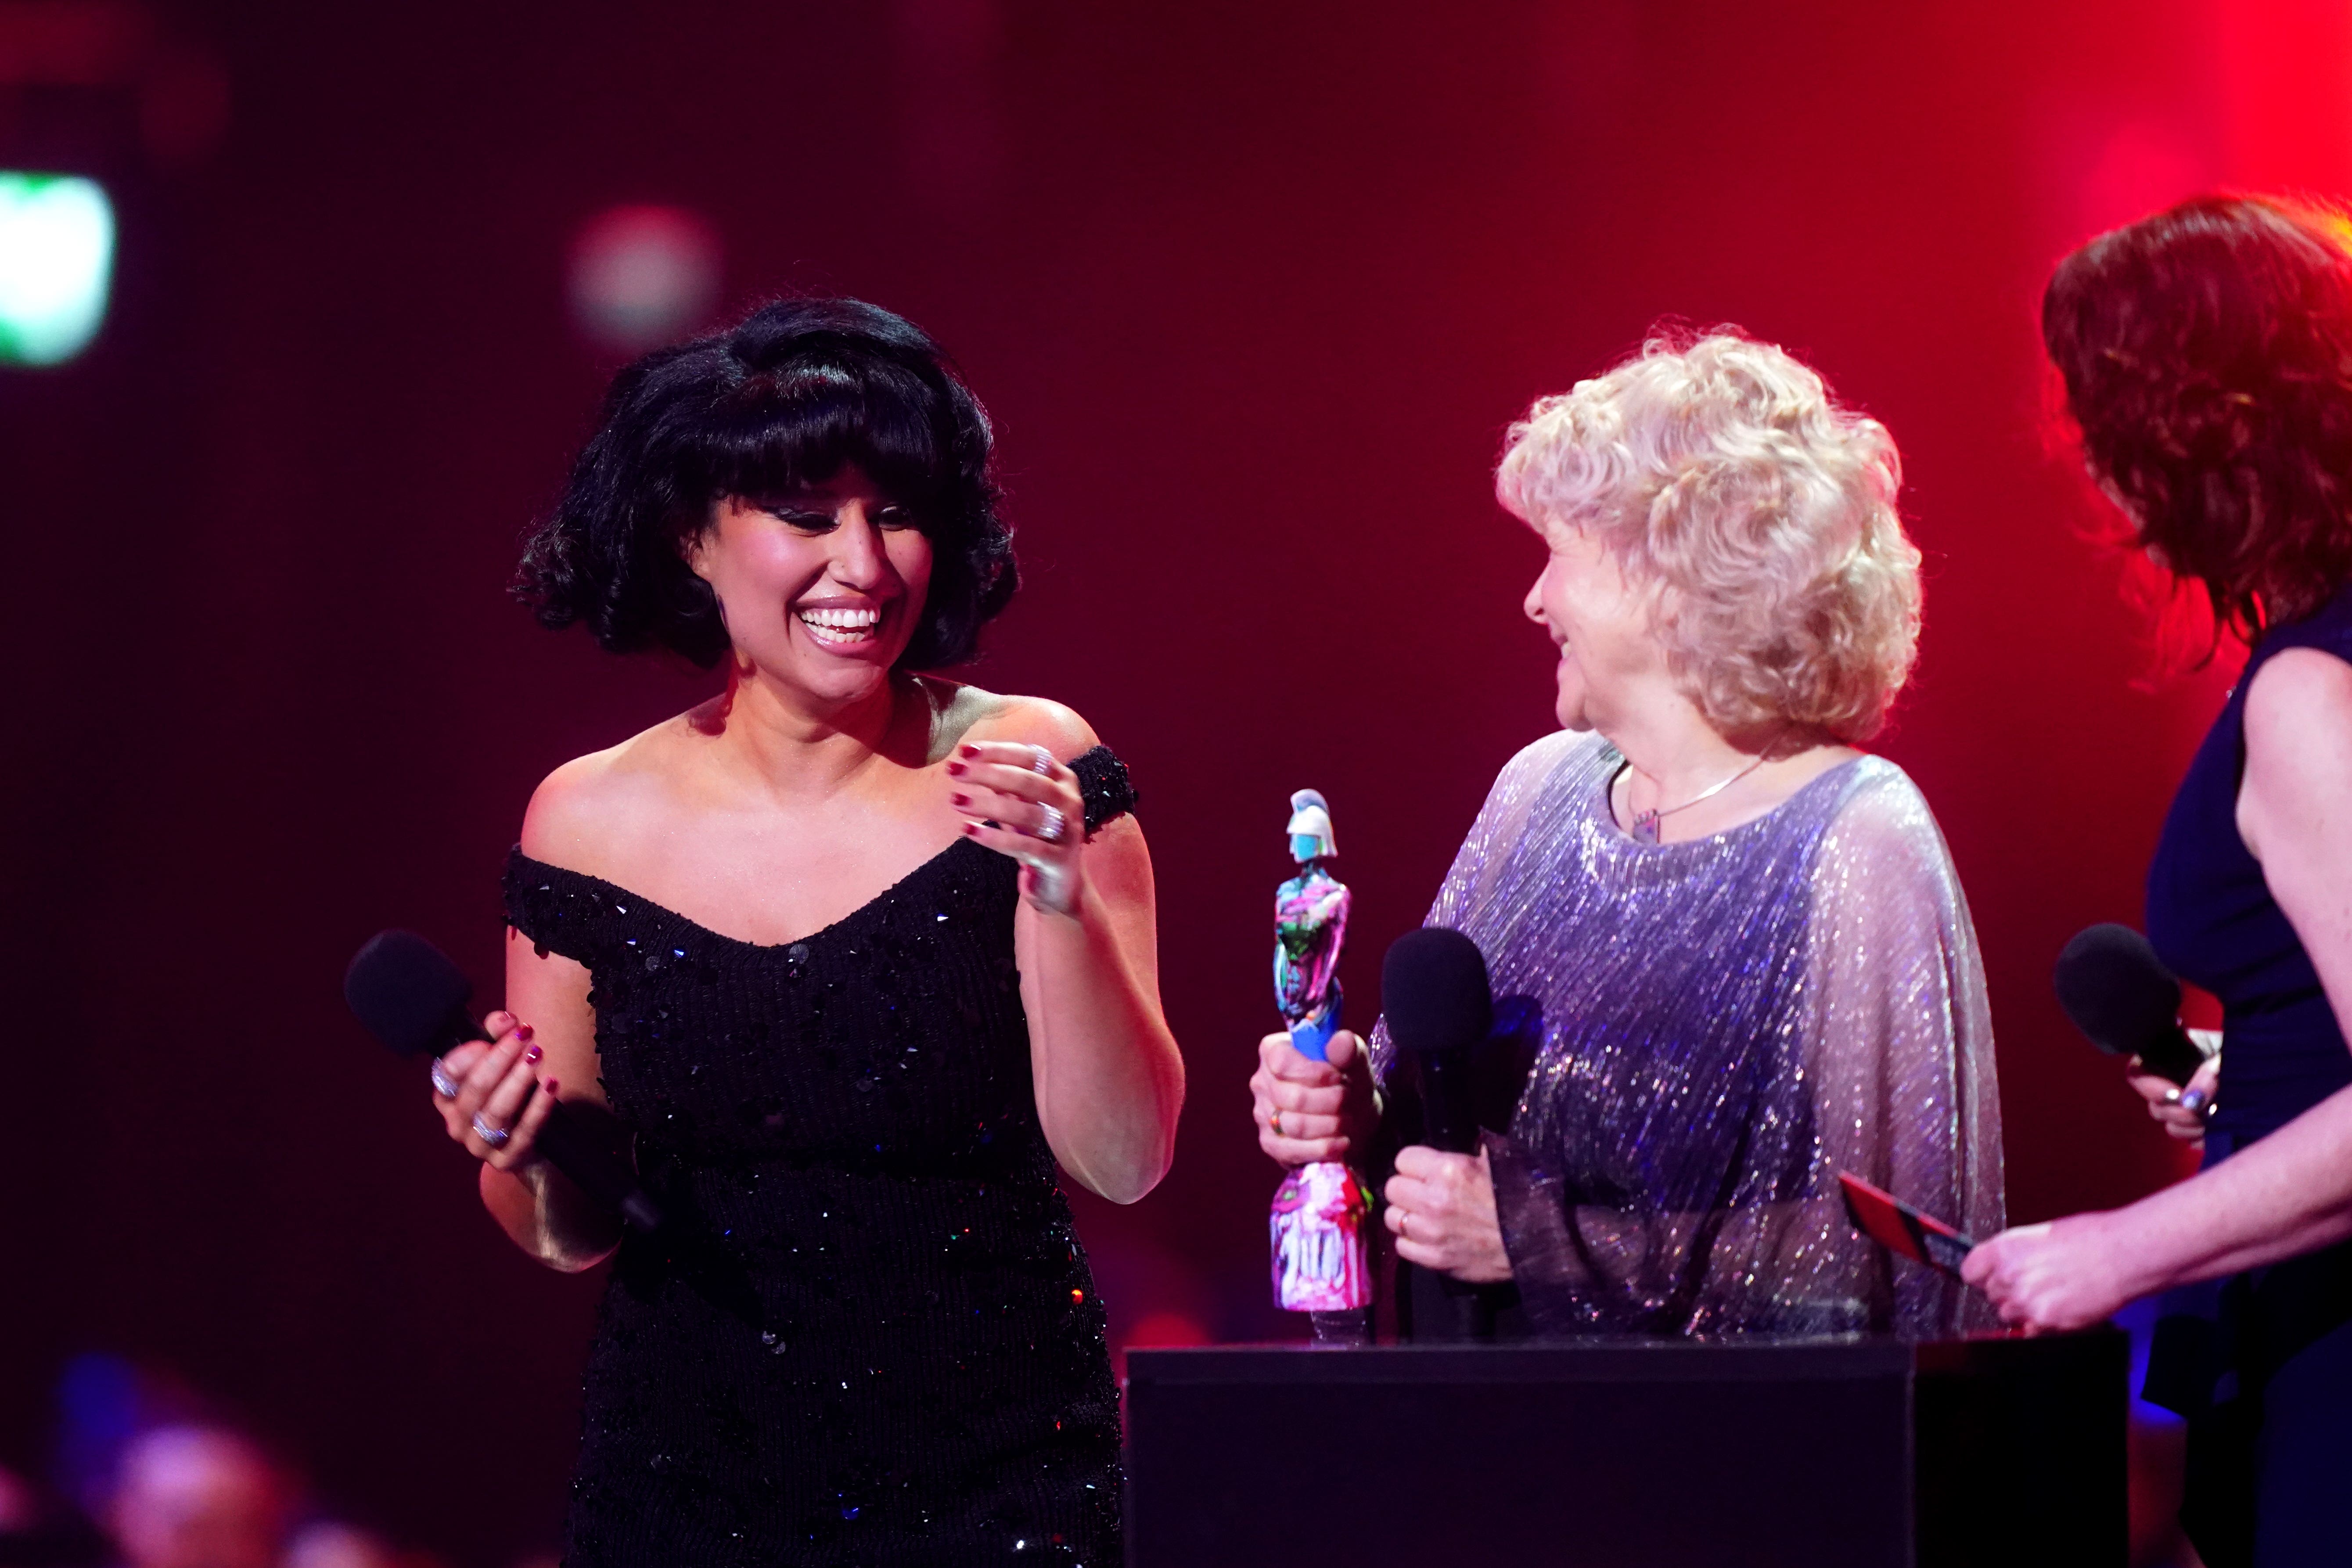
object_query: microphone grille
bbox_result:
[344,929,474,1058]
[2052,923,2183,1058]
[1381,927,1492,1056]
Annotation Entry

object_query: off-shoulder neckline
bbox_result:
[507,836,991,955]
[1588,742,1875,850]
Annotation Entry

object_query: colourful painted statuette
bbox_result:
[1270,790,1374,1317]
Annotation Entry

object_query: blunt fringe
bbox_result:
[516,297,1014,669]
[2043,193,2352,640]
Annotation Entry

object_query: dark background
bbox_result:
[6,0,2343,1561]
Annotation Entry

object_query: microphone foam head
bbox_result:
[2053,923,2183,1058]
[1381,927,1492,1056]
[344,929,474,1058]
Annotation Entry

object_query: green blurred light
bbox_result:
[0,173,116,367]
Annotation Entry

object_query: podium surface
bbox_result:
[1125,1333,2124,1568]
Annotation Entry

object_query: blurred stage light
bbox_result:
[0,173,116,367]
[567,205,722,354]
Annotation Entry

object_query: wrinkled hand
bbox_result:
[1960,1212,2138,1333]
[949,741,1088,917]
[1384,1145,1513,1284]
[1251,1029,1378,1166]
[2126,1051,2220,1144]
[431,1011,560,1172]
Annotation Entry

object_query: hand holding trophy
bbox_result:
[1269,790,1375,1343]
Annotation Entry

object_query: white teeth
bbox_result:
[798,606,881,645]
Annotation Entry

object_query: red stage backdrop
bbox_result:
[5,0,2342,1561]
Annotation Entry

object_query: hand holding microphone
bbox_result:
[345,928,663,1235]
[2054,922,2223,1140]
[1378,928,1514,1285]
[430,1011,561,1172]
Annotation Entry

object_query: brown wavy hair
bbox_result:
[2043,194,2352,640]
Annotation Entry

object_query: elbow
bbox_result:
[1097,1149,1174,1207]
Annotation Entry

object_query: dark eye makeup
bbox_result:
[759,502,919,532]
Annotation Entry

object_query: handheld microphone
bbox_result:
[344,929,665,1233]
[2052,923,2208,1087]
[1381,927,1493,1155]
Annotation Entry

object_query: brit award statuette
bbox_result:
[1269,789,1374,1340]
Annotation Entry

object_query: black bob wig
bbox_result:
[516,297,1015,669]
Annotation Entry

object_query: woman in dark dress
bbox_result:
[1965,196,2352,1566]
[424,298,1184,1567]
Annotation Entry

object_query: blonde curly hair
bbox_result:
[1496,331,1922,744]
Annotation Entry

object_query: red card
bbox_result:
[1838,1171,1975,1278]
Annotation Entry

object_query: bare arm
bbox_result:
[431,765,630,1273]
[1967,648,2352,1323]
[481,932,624,1270]
[1018,814,1187,1203]
[948,710,1184,1205]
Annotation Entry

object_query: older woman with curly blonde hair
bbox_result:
[1251,331,2004,1338]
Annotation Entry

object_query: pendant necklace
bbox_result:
[1625,754,1769,844]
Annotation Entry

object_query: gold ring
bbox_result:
[1270,1109,1283,1137]
[1398,1211,1410,1240]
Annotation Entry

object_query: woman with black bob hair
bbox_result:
[1965,197,2352,1566]
[426,297,1184,1566]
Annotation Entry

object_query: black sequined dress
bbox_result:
[501,748,1136,1568]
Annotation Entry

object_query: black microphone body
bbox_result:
[1382,926,1495,1156]
[1381,927,1510,1339]
[345,929,665,1233]
[2053,923,2209,1087]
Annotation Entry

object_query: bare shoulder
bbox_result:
[517,707,708,870]
[928,680,1102,762]
[2246,647,2352,751]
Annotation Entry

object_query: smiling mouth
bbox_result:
[797,605,882,648]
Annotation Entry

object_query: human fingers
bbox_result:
[1323,1030,1362,1072]
[960,815,1082,878]
[1260,1129,1349,1165]
[1259,1033,1342,1087]
[486,1075,561,1172]
[1262,1072,1349,1119]
[467,1047,544,1161]
[947,745,1082,820]
[1383,1169,1432,1217]
[1251,1090,1345,1142]
[1392,1144,1478,1184]
[450,1026,536,1140]
[949,780,1078,845]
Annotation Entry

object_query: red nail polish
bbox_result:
[525,1044,543,1064]
[951,791,970,806]
[514,1022,534,1041]
[946,760,966,776]
[543,1078,559,1097]
[960,743,981,758]
[963,822,979,835]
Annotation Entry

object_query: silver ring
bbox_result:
[471,1112,511,1149]
[430,1058,460,1099]
[1033,802,1066,845]
[1030,744,1055,776]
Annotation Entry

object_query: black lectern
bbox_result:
[1125,1332,2125,1568]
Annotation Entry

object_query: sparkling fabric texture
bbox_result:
[502,746,1137,1568]
[1374,731,2003,1339]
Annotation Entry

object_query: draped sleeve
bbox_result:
[1793,768,2005,1336]
[1392,737,2003,1340]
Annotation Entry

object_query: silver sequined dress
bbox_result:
[1377,731,2003,1339]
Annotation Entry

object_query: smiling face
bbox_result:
[1521,522,1665,732]
[685,464,935,707]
